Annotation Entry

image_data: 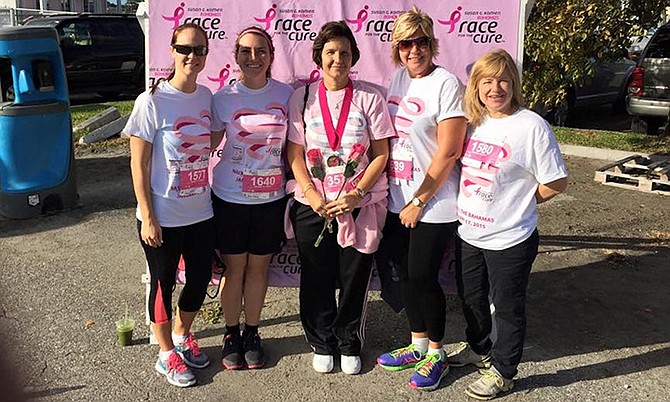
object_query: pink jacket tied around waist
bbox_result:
[284,175,388,254]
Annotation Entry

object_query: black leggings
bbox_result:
[138,218,215,324]
[381,213,457,342]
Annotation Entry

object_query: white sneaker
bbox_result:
[341,355,361,375]
[312,354,334,373]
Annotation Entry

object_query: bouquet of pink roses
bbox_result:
[307,144,366,247]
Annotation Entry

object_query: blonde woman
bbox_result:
[449,49,567,400]
[376,6,467,392]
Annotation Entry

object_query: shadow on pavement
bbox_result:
[23,385,87,399]
[365,234,669,392]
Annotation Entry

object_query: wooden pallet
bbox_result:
[594,154,670,195]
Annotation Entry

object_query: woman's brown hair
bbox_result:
[150,23,208,95]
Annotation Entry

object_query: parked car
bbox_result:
[23,13,145,98]
[627,21,670,135]
[539,56,635,126]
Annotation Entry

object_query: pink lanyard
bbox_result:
[318,79,353,151]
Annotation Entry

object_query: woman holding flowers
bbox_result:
[286,21,395,375]
[376,7,467,392]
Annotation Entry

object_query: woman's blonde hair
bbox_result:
[390,6,439,67]
[464,49,525,126]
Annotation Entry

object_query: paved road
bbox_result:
[0,149,668,402]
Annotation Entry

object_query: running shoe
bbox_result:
[221,331,244,370]
[242,331,266,369]
[377,344,424,371]
[155,351,196,387]
[175,333,210,369]
[409,352,449,391]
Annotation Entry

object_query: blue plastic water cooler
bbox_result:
[0,26,77,219]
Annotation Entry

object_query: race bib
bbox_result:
[178,159,208,198]
[463,140,503,167]
[242,168,282,199]
[388,156,413,181]
[324,165,346,194]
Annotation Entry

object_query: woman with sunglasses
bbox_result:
[125,23,213,388]
[376,6,467,391]
[286,21,394,375]
[210,26,293,370]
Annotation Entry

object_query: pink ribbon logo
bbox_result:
[345,5,369,33]
[254,3,278,30]
[174,110,212,162]
[438,6,463,34]
[299,68,321,85]
[388,96,425,138]
[208,64,231,90]
[162,2,186,30]
[232,105,287,160]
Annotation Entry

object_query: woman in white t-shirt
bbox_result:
[376,7,467,392]
[126,23,214,388]
[210,26,293,371]
[286,21,394,375]
[448,49,568,400]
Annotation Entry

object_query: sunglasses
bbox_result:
[398,36,431,51]
[172,44,209,56]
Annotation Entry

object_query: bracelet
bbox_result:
[303,183,316,195]
[354,187,366,200]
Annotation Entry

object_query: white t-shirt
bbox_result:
[211,79,293,204]
[124,81,214,227]
[457,108,568,250]
[287,79,395,204]
[387,66,466,223]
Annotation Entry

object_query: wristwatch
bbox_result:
[411,196,426,208]
[355,187,367,199]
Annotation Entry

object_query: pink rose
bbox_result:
[306,148,323,166]
[347,143,366,163]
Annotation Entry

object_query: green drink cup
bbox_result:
[116,318,135,346]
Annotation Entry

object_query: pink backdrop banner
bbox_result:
[147,0,525,90]
[152,0,524,296]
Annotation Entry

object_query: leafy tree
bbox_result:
[522,0,669,112]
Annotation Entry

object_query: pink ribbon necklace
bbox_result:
[318,79,353,151]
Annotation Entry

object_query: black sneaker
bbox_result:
[242,331,266,369]
[221,332,244,370]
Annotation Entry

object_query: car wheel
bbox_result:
[631,116,666,135]
[546,98,570,126]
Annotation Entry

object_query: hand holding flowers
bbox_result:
[307,143,367,247]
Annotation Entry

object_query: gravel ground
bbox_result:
[0,146,668,402]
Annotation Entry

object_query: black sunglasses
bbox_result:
[398,36,431,51]
[172,44,209,56]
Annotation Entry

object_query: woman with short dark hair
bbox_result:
[286,21,394,375]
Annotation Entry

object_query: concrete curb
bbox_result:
[558,143,645,161]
